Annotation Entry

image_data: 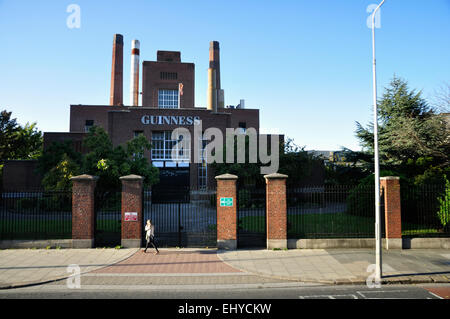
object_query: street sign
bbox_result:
[124,212,138,221]
[220,197,233,207]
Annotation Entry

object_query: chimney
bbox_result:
[110,34,123,106]
[130,39,140,106]
[209,41,221,90]
[207,68,217,112]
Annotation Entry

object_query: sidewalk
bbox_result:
[1,248,449,289]
[0,248,138,289]
[217,249,450,285]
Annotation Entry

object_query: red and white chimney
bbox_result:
[129,39,140,106]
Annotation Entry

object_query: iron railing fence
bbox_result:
[237,186,266,248]
[401,184,450,238]
[287,185,378,239]
[142,187,217,248]
[0,189,72,240]
[94,189,122,247]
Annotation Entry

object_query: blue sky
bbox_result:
[0,0,449,151]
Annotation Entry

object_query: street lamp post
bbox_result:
[371,0,385,283]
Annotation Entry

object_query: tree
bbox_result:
[39,126,159,191]
[211,136,324,187]
[82,127,159,192]
[0,110,42,161]
[354,76,450,184]
[41,153,80,191]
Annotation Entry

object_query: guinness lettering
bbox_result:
[141,115,200,125]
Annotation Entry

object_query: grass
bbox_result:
[239,212,447,238]
[0,218,121,240]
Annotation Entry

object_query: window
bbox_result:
[85,120,94,132]
[160,72,178,80]
[151,131,189,161]
[197,136,208,189]
[238,122,246,134]
[134,130,144,138]
[158,89,179,109]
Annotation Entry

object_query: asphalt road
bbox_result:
[0,283,448,299]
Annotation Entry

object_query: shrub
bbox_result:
[437,177,450,231]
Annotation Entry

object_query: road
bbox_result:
[0,282,449,299]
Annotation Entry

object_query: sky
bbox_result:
[0,0,449,151]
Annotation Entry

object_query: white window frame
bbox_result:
[151,131,189,161]
[158,89,179,109]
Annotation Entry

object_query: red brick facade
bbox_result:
[381,176,402,242]
[216,174,238,250]
[71,174,98,248]
[142,57,195,108]
[120,175,144,248]
[265,173,288,249]
[66,105,259,189]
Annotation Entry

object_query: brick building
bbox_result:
[43,35,261,190]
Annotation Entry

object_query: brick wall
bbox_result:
[120,175,144,248]
[265,173,288,249]
[381,176,402,249]
[71,174,98,248]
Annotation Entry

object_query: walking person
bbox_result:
[144,219,159,254]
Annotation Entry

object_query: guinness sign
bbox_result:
[141,115,200,125]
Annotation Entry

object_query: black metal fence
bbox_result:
[143,187,217,248]
[237,187,266,247]
[287,185,377,239]
[94,190,122,247]
[401,184,450,238]
[0,190,72,240]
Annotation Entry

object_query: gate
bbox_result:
[237,186,266,248]
[94,190,121,247]
[143,187,217,247]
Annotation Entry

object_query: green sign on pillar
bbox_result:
[220,197,233,207]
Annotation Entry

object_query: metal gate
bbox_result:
[143,187,217,248]
[94,190,121,247]
[237,186,266,248]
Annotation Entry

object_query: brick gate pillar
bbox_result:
[120,174,144,248]
[71,174,98,248]
[265,173,288,250]
[215,173,238,250]
[380,176,402,249]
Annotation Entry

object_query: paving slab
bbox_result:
[93,248,241,274]
[0,248,138,289]
[217,249,450,285]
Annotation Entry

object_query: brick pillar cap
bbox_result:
[264,173,288,180]
[215,173,238,180]
[70,174,99,181]
[120,174,144,181]
[380,176,400,180]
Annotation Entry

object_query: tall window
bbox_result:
[197,136,208,189]
[158,89,178,109]
[85,120,94,132]
[151,131,189,161]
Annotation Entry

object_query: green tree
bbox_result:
[41,153,81,191]
[354,76,450,184]
[211,136,324,187]
[0,110,43,160]
[437,176,450,232]
[39,126,159,191]
[1,110,43,189]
